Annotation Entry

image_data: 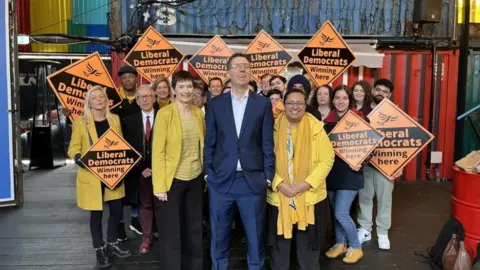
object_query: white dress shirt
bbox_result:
[142,110,155,135]
[231,90,249,171]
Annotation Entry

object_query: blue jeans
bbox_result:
[328,190,361,248]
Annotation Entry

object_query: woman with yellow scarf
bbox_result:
[152,76,173,109]
[267,89,335,270]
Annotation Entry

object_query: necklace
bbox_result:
[319,108,330,119]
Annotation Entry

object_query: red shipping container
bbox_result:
[16,0,31,52]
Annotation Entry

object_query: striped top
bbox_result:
[174,117,202,181]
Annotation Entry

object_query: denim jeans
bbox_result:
[328,190,361,248]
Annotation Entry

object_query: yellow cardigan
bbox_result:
[267,114,335,207]
[152,102,205,193]
[68,114,125,211]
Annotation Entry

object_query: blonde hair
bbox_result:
[151,76,172,100]
[83,85,113,123]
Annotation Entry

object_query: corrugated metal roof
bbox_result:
[72,0,110,25]
[124,0,454,37]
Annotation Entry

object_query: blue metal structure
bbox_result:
[0,1,15,204]
[122,0,455,37]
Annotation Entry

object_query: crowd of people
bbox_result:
[67,53,401,270]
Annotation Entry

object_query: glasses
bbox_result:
[192,93,203,98]
[138,95,154,100]
[285,102,306,107]
[229,63,251,70]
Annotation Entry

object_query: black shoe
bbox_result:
[95,246,112,269]
[107,242,132,259]
[117,222,127,242]
[129,217,142,235]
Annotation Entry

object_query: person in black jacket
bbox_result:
[122,85,158,254]
[323,85,364,264]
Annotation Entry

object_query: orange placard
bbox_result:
[80,129,142,189]
[46,52,123,122]
[328,111,384,168]
[272,99,285,118]
[243,30,293,83]
[124,26,184,82]
[298,21,356,87]
[189,35,233,83]
[367,99,435,179]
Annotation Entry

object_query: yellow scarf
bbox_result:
[275,113,315,239]
[118,86,135,103]
[157,97,170,109]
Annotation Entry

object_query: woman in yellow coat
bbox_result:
[267,89,335,270]
[152,71,205,270]
[68,85,131,269]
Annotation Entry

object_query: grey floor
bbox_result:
[0,165,451,269]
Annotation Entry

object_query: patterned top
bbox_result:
[174,117,202,181]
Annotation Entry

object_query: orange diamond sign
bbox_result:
[46,52,123,122]
[80,129,142,189]
[189,35,233,83]
[328,110,384,169]
[298,21,356,86]
[243,30,293,83]
[368,99,435,179]
[125,26,184,82]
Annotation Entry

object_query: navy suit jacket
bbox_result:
[204,92,275,194]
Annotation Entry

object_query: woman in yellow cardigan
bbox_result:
[267,89,335,270]
[152,71,205,270]
[68,86,131,269]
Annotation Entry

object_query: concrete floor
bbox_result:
[0,165,452,269]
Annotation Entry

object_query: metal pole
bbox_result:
[110,0,122,40]
[426,40,437,181]
[8,0,23,207]
[455,0,470,161]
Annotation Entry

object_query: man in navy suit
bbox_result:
[204,53,275,270]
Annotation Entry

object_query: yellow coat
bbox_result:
[68,114,125,211]
[152,102,205,193]
[267,114,335,207]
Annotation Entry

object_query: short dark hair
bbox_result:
[284,88,306,102]
[192,82,203,91]
[248,80,258,92]
[310,84,333,109]
[260,73,273,81]
[331,85,353,109]
[270,75,287,85]
[374,78,394,93]
[266,89,283,99]
[208,77,223,87]
[226,53,250,70]
[172,70,193,89]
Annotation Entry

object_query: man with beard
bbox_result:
[357,78,402,251]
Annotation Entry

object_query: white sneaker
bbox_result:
[378,234,390,250]
[357,228,372,244]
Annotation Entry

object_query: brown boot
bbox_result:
[325,243,347,259]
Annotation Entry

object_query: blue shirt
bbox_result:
[231,90,249,171]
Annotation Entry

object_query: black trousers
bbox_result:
[269,227,321,270]
[90,198,123,248]
[155,175,204,270]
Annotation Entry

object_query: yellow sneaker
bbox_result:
[325,243,347,259]
[342,247,363,264]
